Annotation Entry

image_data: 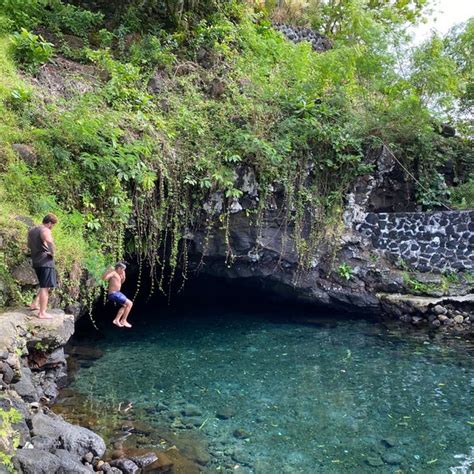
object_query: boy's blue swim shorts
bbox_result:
[108,291,127,305]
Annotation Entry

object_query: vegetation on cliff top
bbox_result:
[0,0,472,306]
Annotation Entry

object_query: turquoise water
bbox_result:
[70,304,474,473]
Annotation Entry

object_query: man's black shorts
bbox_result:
[34,267,57,288]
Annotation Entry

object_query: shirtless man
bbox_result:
[102,262,133,328]
[28,213,58,319]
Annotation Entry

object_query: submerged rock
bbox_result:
[365,455,384,467]
[143,452,174,472]
[110,457,140,474]
[233,428,251,439]
[178,438,211,466]
[182,404,202,417]
[231,447,253,465]
[381,437,397,448]
[216,407,236,419]
[382,452,404,465]
[129,452,159,468]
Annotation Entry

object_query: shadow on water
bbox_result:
[60,275,474,474]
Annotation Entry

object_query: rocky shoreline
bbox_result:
[0,309,178,473]
[379,293,474,333]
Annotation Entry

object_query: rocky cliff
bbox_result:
[184,149,473,334]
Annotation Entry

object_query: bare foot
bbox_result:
[113,319,124,327]
[121,321,132,328]
[38,313,53,320]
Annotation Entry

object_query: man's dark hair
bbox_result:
[42,213,58,225]
[115,261,127,270]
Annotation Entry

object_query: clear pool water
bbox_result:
[69,304,474,473]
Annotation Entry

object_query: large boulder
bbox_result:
[31,412,106,458]
[13,449,62,474]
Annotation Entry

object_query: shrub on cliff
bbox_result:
[10,28,53,72]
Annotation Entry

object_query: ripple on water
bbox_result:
[69,308,474,473]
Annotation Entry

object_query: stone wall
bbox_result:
[356,210,474,272]
[272,23,331,51]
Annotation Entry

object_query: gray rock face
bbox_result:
[13,447,93,474]
[31,413,106,458]
[13,368,39,402]
[0,361,14,384]
[32,56,100,99]
[31,435,60,451]
[188,209,381,313]
[54,449,92,474]
[186,148,438,314]
[147,68,171,95]
[64,302,82,319]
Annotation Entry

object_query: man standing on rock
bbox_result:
[102,262,133,328]
[27,213,58,319]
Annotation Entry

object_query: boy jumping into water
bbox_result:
[102,262,134,328]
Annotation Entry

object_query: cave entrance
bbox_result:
[76,273,370,336]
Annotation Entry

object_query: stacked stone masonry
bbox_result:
[356,210,474,272]
[272,23,332,52]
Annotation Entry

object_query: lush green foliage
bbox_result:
[450,177,474,209]
[0,406,21,473]
[44,0,104,37]
[0,0,472,306]
[10,28,53,72]
[0,0,103,33]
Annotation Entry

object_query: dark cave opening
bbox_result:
[75,268,375,340]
